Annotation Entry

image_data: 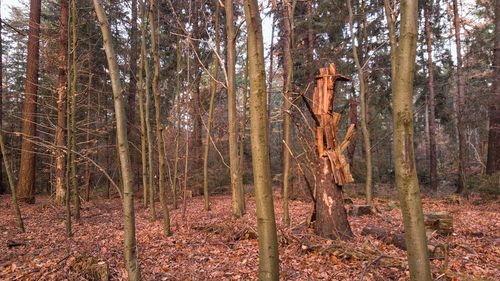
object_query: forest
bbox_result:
[0,0,498,280]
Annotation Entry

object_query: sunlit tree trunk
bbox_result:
[347,0,372,206]
[54,0,69,204]
[486,0,500,174]
[16,0,41,203]
[452,0,467,193]
[386,0,432,279]
[225,0,245,218]
[424,0,438,190]
[93,0,141,279]
[281,0,294,226]
[244,0,279,279]
[149,0,171,236]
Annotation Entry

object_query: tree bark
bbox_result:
[244,0,280,279]
[202,0,221,211]
[388,0,432,279]
[54,0,68,204]
[347,0,373,206]
[149,0,171,236]
[138,0,148,208]
[69,0,79,219]
[452,0,467,193]
[281,0,294,226]
[92,0,141,279]
[0,0,3,195]
[487,0,500,174]
[16,0,41,203]
[128,0,138,190]
[424,0,438,190]
[225,0,245,218]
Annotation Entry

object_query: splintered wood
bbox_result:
[313,64,354,186]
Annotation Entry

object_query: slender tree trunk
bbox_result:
[93,1,141,279]
[452,0,467,193]
[244,0,279,279]
[239,58,248,212]
[387,0,432,279]
[128,0,138,190]
[487,0,500,174]
[424,1,438,190]
[149,0,171,236]
[281,0,294,225]
[16,0,41,203]
[0,130,24,232]
[70,0,79,219]
[138,0,148,208]
[54,0,69,204]
[202,0,221,211]
[225,0,245,218]
[142,6,156,219]
[347,0,372,206]
[171,41,182,210]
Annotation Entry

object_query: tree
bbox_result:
[452,0,467,193]
[16,0,41,203]
[281,0,294,226]
[347,0,373,205]
[0,0,4,195]
[92,0,141,279]
[385,0,432,279]
[424,0,438,190]
[225,0,245,218]
[149,0,171,236]
[243,0,279,279]
[487,0,500,174]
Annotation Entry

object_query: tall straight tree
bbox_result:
[92,0,141,279]
[281,0,293,226]
[138,0,149,208]
[16,0,41,203]
[347,0,373,205]
[224,0,245,217]
[244,0,280,279]
[385,0,432,279]
[487,0,500,174]
[424,0,438,190]
[149,0,171,236]
[202,0,221,211]
[128,0,138,133]
[452,0,467,193]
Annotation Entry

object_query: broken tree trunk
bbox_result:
[311,64,354,240]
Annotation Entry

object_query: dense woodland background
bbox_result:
[0,0,498,280]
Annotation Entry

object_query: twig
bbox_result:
[359,254,386,281]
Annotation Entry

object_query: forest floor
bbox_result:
[0,186,499,280]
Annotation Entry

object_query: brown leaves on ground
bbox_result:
[0,190,498,280]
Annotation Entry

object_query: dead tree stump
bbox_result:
[424,212,453,235]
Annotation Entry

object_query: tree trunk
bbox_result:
[70,0,79,219]
[138,0,148,208]
[225,0,245,218]
[171,40,182,210]
[0,130,24,232]
[347,0,372,206]
[54,0,69,204]
[243,0,280,279]
[92,1,141,279]
[16,0,41,203]
[281,0,294,226]
[202,0,221,211]
[424,0,438,190]
[315,156,353,239]
[388,0,432,279]
[487,0,500,174]
[128,0,138,190]
[452,0,467,193]
[149,0,171,236]
[0,0,3,195]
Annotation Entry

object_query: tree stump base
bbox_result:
[424,212,453,236]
